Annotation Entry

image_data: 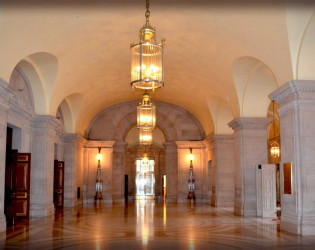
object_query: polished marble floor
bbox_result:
[1,201,315,249]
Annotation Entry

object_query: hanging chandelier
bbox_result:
[137,92,156,130]
[139,128,153,145]
[270,101,280,158]
[130,0,165,91]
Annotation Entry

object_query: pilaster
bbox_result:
[112,141,126,203]
[269,80,315,235]
[165,142,178,203]
[228,117,272,217]
[30,115,63,217]
[209,135,235,207]
[63,134,86,207]
[0,80,14,232]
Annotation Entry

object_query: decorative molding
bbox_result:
[228,117,272,132]
[84,140,115,148]
[63,133,86,145]
[175,140,206,149]
[269,80,315,104]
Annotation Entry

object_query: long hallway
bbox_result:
[1,201,314,249]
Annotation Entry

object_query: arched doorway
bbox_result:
[124,126,166,201]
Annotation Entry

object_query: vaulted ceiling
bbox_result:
[1,0,314,136]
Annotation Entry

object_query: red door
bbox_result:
[14,153,31,220]
[54,160,64,208]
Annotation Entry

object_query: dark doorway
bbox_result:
[124,175,128,202]
[5,127,31,226]
[54,160,64,208]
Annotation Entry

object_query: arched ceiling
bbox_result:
[0,0,309,136]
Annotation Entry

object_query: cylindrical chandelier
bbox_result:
[139,128,153,145]
[130,0,165,91]
[137,92,156,130]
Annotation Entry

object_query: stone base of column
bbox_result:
[235,201,257,217]
[0,214,6,233]
[234,201,242,216]
[64,198,82,208]
[281,214,315,235]
[212,197,234,207]
[30,203,55,217]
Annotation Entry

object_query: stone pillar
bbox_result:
[175,141,207,204]
[165,142,178,203]
[270,80,315,235]
[112,141,125,203]
[63,134,86,207]
[0,83,14,233]
[30,115,63,217]
[228,117,272,216]
[208,135,235,207]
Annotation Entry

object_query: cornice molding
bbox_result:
[64,133,86,144]
[175,140,206,149]
[269,80,315,104]
[228,117,272,132]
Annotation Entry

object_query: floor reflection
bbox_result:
[0,201,315,249]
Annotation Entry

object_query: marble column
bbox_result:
[0,82,14,233]
[165,142,178,203]
[175,141,207,204]
[30,115,63,217]
[63,134,86,207]
[112,141,126,203]
[270,80,315,235]
[228,117,272,216]
[208,135,235,207]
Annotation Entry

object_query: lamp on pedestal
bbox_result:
[95,147,103,202]
[187,148,196,200]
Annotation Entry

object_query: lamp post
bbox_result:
[95,147,103,201]
[187,148,196,200]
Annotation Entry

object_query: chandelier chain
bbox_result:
[145,0,150,24]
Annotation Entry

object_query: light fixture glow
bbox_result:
[139,128,153,145]
[137,92,156,130]
[97,153,102,161]
[270,101,280,159]
[130,0,165,91]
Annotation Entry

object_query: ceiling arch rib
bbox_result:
[10,52,58,115]
[232,56,278,117]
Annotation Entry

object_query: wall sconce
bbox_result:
[187,147,196,200]
[95,147,103,201]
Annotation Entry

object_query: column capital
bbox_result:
[32,115,64,136]
[269,80,315,104]
[228,117,272,132]
[64,133,86,145]
[209,134,234,143]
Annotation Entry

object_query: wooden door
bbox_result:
[54,160,64,208]
[15,153,31,220]
[5,151,31,225]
